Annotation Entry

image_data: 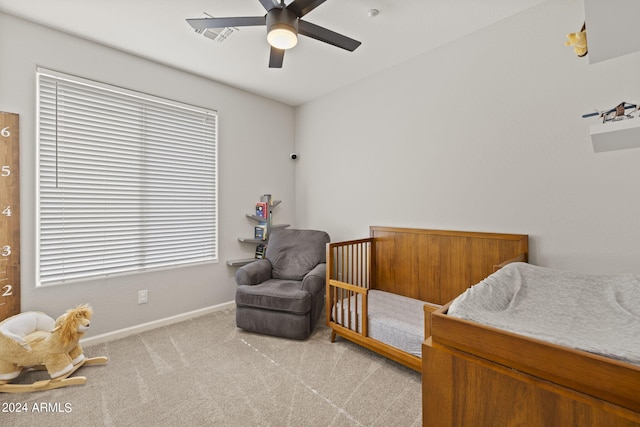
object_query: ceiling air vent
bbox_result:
[194,13,238,43]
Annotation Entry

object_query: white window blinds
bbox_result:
[37,68,218,286]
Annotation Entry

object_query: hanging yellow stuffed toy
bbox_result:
[565,22,587,57]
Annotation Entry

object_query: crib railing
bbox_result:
[326,237,373,337]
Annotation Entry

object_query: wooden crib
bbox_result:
[325,226,528,371]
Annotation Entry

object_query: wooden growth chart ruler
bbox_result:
[0,112,20,321]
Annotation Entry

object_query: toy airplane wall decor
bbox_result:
[582,102,638,123]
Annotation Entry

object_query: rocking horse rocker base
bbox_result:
[0,304,108,393]
[0,356,108,393]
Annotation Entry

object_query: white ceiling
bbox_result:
[0,0,547,106]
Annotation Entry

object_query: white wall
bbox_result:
[295,0,640,275]
[2,0,639,337]
[0,12,296,336]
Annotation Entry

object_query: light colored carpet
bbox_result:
[1,308,421,426]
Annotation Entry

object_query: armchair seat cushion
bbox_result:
[236,280,311,315]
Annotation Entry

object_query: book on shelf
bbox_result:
[255,244,267,259]
[254,225,267,241]
[256,202,269,219]
[260,194,272,205]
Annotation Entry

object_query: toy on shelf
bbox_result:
[0,304,108,393]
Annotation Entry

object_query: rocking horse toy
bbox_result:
[0,304,107,393]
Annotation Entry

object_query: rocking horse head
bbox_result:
[51,304,93,347]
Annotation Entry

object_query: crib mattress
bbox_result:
[448,262,640,365]
[334,290,424,357]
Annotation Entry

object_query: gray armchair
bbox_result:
[235,228,330,340]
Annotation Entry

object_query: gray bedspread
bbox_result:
[448,262,640,365]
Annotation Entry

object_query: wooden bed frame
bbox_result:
[423,304,640,426]
[325,226,528,372]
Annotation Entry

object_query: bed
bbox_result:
[326,226,529,372]
[423,262,640,426]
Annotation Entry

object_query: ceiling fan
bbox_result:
[186,0,362,68]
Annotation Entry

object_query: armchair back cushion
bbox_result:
[266,229,330,280]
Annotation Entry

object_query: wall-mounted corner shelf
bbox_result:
[591,119,640,153]
[237,237,263,244]
[227,195,289,267]
[226,258,255,267]
[270,224,290,229]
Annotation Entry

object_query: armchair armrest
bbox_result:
[301,263,326,295]
[235,259,272,286]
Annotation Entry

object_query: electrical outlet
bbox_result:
[138,290,148,304]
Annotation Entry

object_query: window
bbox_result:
[37,68,217,286]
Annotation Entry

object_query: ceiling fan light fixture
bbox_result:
[267,26,298,49]
[266,8,299,50]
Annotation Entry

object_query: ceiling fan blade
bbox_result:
[298,20,361,51]
[186,16,266,30]
[269,47,285,68]
[287,0,327,18]
[258,0,281,12]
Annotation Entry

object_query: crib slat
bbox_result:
[362,292,367,337]
[347,290,352,330]
[356,243,360,286]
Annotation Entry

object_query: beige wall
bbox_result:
[2,0,640,338]
[294,0,640,274]
[0,12,296,336]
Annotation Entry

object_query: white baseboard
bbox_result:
[81,301,236,347]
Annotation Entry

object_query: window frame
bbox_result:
[36,68,218,286]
